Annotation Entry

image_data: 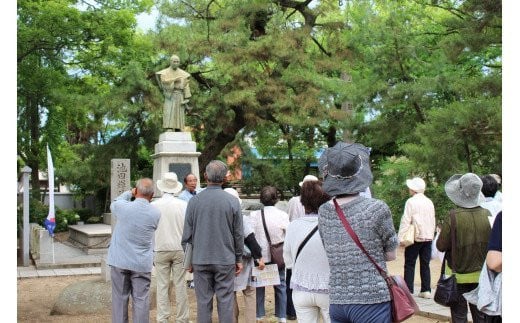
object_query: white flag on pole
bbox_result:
[44,144,56,237]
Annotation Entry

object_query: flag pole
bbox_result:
[44,144,57,263]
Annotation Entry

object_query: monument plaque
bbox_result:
[169,163,192,185]
[111,159,131,202]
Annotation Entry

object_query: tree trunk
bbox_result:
[464,140,473,173]
[28,97,41,200]
[198,106,246,180]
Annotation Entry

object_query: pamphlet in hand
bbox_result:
[249,264,281,287]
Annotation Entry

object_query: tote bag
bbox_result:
[269,241,285,270]
[402,224,415,247]
[261,209,285,270]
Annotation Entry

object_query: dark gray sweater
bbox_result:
[318,197,398,304]
[181,185,243,265]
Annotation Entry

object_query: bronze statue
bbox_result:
[156,54,192,131]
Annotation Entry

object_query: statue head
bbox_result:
[170,54,180,70]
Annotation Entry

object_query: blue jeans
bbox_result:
[329,302,391,323]
[256,266,287,319]
[404,241,432,293]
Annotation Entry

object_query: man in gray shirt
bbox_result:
[181,160,244,323]
[107,178,161,323]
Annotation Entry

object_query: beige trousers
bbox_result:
[234,285,256,323]
[154,250,189,323]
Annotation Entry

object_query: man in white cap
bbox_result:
[397,177,436,299]
[152,172,190,323]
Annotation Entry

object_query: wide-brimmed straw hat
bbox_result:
[318,142,373,196]
[299,175,319,187]
[406,177,426,193]
[157,172,183,194]
[444,173,485,208]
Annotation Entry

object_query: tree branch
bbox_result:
[311,36,331,57]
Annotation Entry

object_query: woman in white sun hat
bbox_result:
[397,177,436,299]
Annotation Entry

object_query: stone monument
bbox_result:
[100,158,131,281]
[107,159,131,225]
[153,54,201,197]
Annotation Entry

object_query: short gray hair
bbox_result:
[205,160,228,183]
[136,178,155,197]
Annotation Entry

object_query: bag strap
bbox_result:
[261,208,273,246]
[294,225,319,263]
[333,199,389,280]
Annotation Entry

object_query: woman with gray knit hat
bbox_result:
[317,142,399,323]
[436,173,492,323]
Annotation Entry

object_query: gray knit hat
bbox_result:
[318,142,373,196]
[444,173,485,208]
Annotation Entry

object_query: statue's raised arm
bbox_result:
[156,54,192,132]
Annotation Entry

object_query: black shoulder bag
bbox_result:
[433,210,459,306]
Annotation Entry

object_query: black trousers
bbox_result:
[450,283,493,323]
[286,268,296,317]
[404,241,432,293]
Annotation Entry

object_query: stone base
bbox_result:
[68,224,111,254]
[152,131,201,198]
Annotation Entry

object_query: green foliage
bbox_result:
[402,97,501,181]
[372,156,415,229]
[55,209,80,232]
[17,0,156,205]
[75,208,95,223]
[16,199,80,234]
[17,0,501,217]
[240,153,312,200]
[17,199,49,234]
[86,216,103,224]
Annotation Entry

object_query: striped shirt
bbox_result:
[107,191,161,272]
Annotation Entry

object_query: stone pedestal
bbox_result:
[68,224,111,255]
[152,131,201,197]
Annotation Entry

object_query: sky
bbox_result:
[6,2,520,321]
[136,7,159,32]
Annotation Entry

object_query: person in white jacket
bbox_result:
[283,180,331,323]
[397,177,436,298]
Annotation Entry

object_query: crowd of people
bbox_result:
[107,142,502,323]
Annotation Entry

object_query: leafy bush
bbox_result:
[86,216,103,224]
[240,158,310,199]
[17,199,49,234]
[55,209,80,232]
[17,199,80,234]
[75,208,94,223]
[372,156,415,229]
